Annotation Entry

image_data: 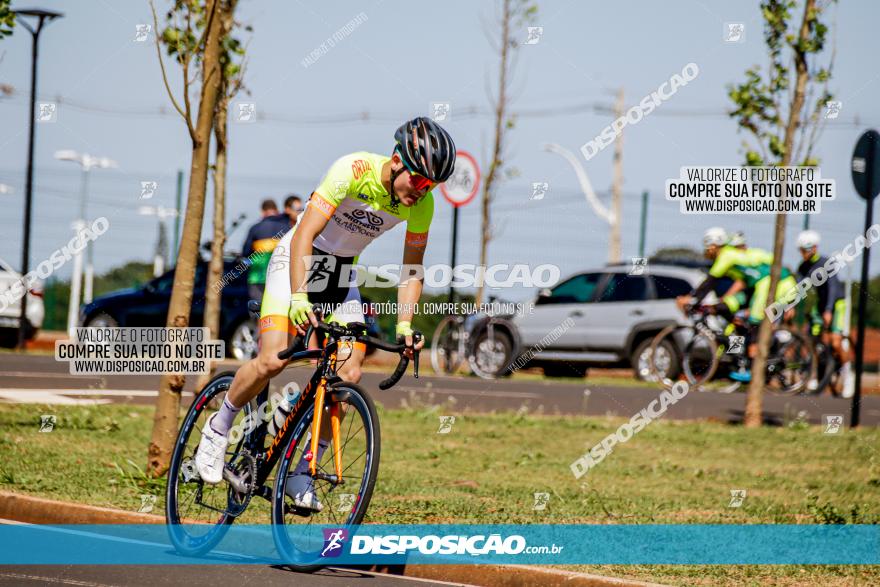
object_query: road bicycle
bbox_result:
[430,304,518,379]
[809,326,853,397]
[649,304,815,395]
[165,303,421,571]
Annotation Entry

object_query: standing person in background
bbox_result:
[283,194,304,227]
[242,199,291,302]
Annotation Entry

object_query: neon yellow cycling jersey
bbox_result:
[307,151,434,257]
[709,245,788,288]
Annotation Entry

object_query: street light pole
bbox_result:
[15,8,63,349]
[54,150,117,326]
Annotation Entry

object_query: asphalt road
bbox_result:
[0,566,465,587]
[1,353,877,426]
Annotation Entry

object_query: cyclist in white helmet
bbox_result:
[796,229,849,389]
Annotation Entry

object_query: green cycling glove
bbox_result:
[289,293,312,326]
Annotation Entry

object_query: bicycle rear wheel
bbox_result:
[431,316,466,374]
[165,372,263,556]
[271,382,380,571]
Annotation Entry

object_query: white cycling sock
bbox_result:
[210,397,242,436]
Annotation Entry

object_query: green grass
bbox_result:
[0,400,878,585]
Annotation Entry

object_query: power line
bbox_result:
[0,93,874,129]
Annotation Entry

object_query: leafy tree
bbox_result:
[727,0,835,427]
[0,0,15,39]
[147,0,236,476]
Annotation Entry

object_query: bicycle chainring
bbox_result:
[225,450,256,517]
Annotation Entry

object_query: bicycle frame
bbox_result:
[244,339,348,497]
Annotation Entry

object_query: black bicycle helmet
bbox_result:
[393,117,456,183]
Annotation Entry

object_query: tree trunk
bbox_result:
[744,0,814,428]
[196,95,228,391]
[147,0,227,476]
[476,0,511,307]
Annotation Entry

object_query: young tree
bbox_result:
[147,0,234,476]
[0,0,14,39]
[727,0,834,427]
[197,2,248,391]
[475,0,537,306]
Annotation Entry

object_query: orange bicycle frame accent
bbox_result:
[308,347,344,481]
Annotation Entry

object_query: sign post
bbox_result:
[439,151,480,303]
[850,130,880,427]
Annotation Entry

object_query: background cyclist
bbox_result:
[796,229,849,388]
[194,117,457,512]
[677,227,799,382]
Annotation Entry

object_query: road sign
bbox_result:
[850,129,880,428]
[852,130,880,200]
[439,150,480,208]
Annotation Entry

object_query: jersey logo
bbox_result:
[351,159,372,180]
[405,230,428,248]
[350,208,384,226]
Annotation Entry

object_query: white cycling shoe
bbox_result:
[285,473,324,512]
[194,413,228,484]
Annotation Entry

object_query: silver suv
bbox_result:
[512,264,707,379]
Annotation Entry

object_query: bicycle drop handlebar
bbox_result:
[276,320,422,390]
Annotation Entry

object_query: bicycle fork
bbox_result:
[307,354,345,485]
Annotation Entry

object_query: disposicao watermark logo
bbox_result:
[581,62,699,161]
[349,534,541,556]
[321,528,349,557]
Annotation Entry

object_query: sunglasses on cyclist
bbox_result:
[397,151,437,192]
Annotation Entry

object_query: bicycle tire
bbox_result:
[271,382,380,572]
[649,324,687,389]
[765,328,816,396]
[682,329,723,390]
[431,315,466,375]
[166,372,242,556]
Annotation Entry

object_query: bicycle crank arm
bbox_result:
[223,467,250,493]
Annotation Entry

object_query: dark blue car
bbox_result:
[79,257,380,359]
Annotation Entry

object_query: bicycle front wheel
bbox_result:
[271,382,380,571]
[765,328,816,396]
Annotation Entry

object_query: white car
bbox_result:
[512,264,711,379]
[0,256,45,347]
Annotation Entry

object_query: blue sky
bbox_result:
[0,0,877,299]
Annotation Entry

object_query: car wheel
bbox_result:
[228,319,259,361]
[542,363,588,378]
[85,312,118,328]
[468,326,514,380]
[633,337,679,382]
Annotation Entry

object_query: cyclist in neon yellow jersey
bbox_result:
[194,118,457,511]
[677,227,799,382]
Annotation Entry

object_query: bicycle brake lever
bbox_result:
[412,331,422,379]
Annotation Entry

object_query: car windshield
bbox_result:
[542,273,602,304]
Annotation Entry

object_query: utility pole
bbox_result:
[609,87,624,264]
[173,169,184,259]
[638,190,649,258]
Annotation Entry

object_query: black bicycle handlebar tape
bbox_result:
[379,355,409,390]
[412,331,422,379]
[277,334,304,361]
